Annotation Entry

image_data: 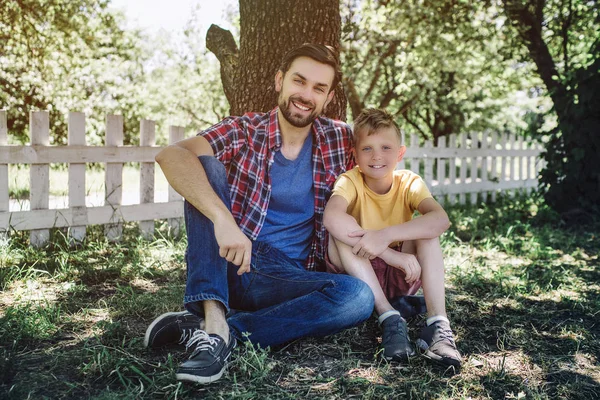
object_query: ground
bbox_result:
[1,195,599,399]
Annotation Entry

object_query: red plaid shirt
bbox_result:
[199,108,354,271]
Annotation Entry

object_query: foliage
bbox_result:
[502,0,600,212]
[340,0,547,143]
[0,0,147,145]
[0,0,228,146]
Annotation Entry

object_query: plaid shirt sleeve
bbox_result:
[197,117,246,168]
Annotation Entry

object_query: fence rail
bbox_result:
[0,110,545,247]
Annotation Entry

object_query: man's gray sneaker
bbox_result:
[416,319,462,369]
[144,311,202,348]
[176,331,236,384]
[380,314,415,362]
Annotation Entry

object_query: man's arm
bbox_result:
[156,136,251,274]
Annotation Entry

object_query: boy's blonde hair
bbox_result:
[353,108,402,144]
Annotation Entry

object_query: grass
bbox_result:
[1,194,599,399]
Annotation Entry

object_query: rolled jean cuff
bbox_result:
[184,293,230,317]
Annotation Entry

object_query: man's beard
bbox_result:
[278,95,321,128]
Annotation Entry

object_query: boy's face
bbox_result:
[275,56,335,128]
[354,126,406,184]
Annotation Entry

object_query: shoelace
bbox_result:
[186,330,219,357]
[437,328,456,345]
[383,318,408,340]
[178,328,197,345]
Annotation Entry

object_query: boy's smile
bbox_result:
[354,126,406,194]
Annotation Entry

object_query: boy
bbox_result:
[323,108,461,369]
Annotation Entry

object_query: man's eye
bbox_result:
[316,87,325,93]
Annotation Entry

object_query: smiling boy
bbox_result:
[323,108,462,369]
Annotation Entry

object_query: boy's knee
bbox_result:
[415,237,441,249]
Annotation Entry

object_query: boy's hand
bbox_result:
[381,250,422,283]
[214,217,252,275]
[349,229,391,259]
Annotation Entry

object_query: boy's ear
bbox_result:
[397,145,407,161]
[275,70,284,92]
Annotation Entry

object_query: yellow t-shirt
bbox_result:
[331,167,433,245]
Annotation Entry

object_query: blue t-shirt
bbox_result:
[257,135,315,265]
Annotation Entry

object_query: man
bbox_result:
[145,44,375,384]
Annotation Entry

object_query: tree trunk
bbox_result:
[207,0,346,120]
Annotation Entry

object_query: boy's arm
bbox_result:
[323,195,363,247]
[350,198,450,258]
[324,195,421,282]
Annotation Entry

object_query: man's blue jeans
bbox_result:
[183,156,375,348]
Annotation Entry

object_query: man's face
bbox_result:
[275,56,336,128]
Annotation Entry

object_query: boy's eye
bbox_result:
[362,147,372,151]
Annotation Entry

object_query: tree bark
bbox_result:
[207,0,346,120]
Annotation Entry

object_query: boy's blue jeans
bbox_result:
[183,156,375,348]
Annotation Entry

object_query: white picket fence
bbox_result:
[0,110,544,247]
[0,110,185,246]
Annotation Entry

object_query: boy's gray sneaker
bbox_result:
[380,314,415,362]
[144,311,202,348]
[176,331,236,384]
[416,319,462,369]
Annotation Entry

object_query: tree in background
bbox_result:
[206,0,347,119]
[0,0,147,145]
[503,0,599,213]
[341,0,545,144]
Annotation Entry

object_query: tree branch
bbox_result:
[343,75,364,120]
[206,24,239,109]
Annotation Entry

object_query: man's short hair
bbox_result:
[353,108,402,144]
[279,43,342,92]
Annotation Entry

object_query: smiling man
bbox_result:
[146,44,375,384]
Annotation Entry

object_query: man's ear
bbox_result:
[275,70,284,92]
[397,145,407,161]
[325,90,335,107]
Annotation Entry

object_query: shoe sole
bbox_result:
[416,339,461,370]
[144,311,190,348]
[176,370,225,384]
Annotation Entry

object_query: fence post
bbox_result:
[0,110,7,239]
[469,133,478,205]
[500,132,508,196]
[490,131,498,202]
[397,130,406,170]
[481,131,489,203]
[509,133,516,197]
[448,134,456,205]
[30,111,50,247]
[68,112,87,243]
[139,119,156,240]
[168,126,185,236]
[105,115,124,241]
[436,135,446,206]
[459,133,467,205]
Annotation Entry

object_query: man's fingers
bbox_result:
[237,250,251,275]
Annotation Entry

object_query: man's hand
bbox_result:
[213,216,252,275]
[348,229,392,259]
[380,250,422,283]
